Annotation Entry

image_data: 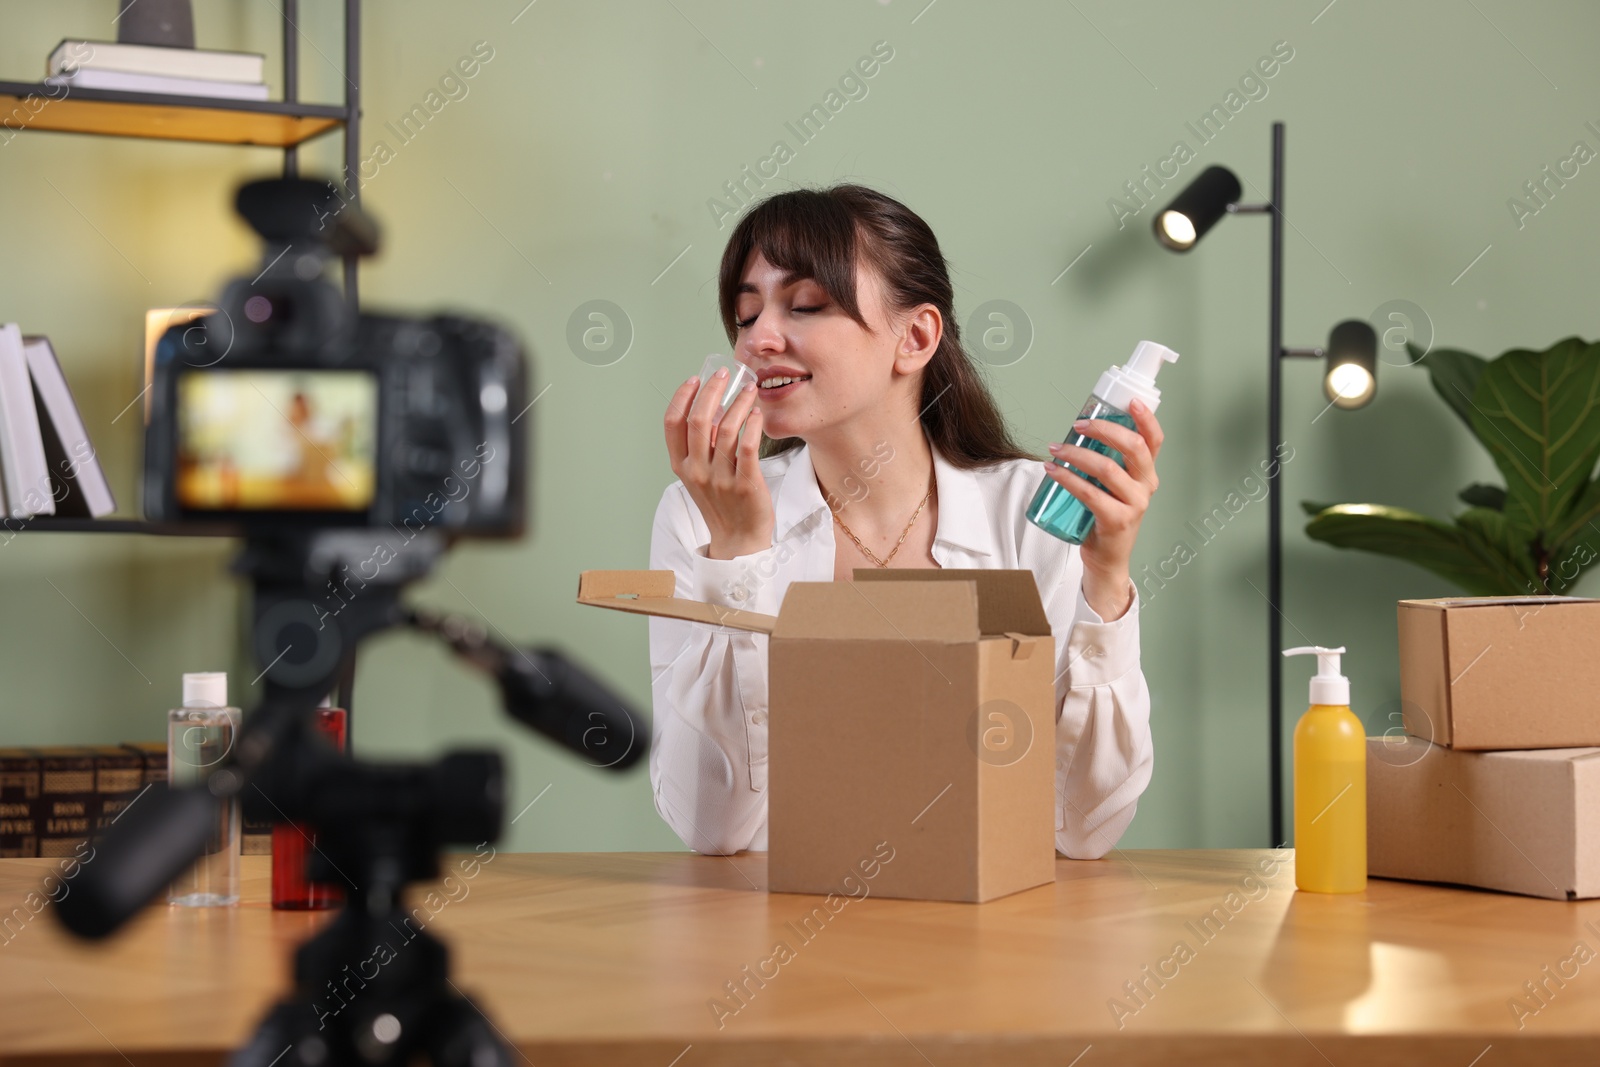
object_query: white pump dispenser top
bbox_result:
[1282,646,1350,706]
[1093,340,1180,414]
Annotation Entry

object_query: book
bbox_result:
[0,748,40,859]
[0,324,53,519]
[24,336,116,518]
[90,746,146,835]
[242,810,273,856]
[35,747,94,858]
[122,741,168,787]
[45,68,269,101]
[48,39,265,84]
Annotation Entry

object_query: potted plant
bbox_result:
[1302,336,1600,596]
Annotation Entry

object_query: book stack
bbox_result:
[0,326,115,520]
[44,39,268,102]
[0,742,166,858]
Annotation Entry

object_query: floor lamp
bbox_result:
[1149,121,1379,846]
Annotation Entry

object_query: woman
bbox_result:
[649,184,1161,858]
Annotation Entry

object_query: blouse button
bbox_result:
[752,710,768,725]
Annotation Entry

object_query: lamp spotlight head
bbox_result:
[1153,166,1243,251]
[1323,319,1379,409]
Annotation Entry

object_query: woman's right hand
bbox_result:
[665,369,775,560]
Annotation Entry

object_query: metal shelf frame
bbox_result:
[5,0,363,536]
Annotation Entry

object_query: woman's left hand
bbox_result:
[1042,398,1164,621]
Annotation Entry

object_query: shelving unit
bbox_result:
[3,0,362,537]
[0,81,345,146]
[4,517,240,535]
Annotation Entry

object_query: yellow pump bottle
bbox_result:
[1283,645,1366,893]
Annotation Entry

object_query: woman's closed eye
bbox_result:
[735,304,825,330]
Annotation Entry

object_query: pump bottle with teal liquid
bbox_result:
[1026,340,1180,543]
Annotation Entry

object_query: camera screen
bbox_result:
[176,370,378,511]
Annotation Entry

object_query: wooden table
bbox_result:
[2,850,1598,1065]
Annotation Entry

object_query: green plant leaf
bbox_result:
[1454,506,1540,589]
[1457,483,1507,510]
[1420,346,1489,439]
[1548,475,1600,554]
[1469,336,1600,537]
[1547,539,1600,594]
[1303,503,1528,595]
[1299,500,1340,517]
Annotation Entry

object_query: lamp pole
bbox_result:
[1267,121,1287,849]
[1228,122,1317,846]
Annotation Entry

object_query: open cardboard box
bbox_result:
[577,568,1058,903]
[1367,735,1600,900]
[1397,596,1600,749]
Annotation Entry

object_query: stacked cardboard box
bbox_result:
[1367,597,1600,900]
[0,743,165,858]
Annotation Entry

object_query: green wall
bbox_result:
[1,0,1595,852]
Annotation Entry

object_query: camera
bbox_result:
[143,178,526,536]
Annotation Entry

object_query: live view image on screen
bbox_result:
[176,370,377,511]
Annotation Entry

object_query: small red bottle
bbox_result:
[271,697,348,909]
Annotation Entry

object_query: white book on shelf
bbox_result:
[0,324,54,518]
[0,420,9,516]
[48,39,266,84]
[44,68,269,102]
[23,336,116,519]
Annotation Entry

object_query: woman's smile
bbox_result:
[756,375,809,399]
[752,363,812,401]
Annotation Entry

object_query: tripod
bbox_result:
[59,528,647,1066]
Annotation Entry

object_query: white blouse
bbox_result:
[646,439,1153,858]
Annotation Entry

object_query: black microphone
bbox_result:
[56,784,220,940]
[407,607,648,772]
[498,648,646,771]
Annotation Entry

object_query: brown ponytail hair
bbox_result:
[716,184,1032,469]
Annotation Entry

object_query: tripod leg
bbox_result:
[229,1001,325,1067]
[428,992,515,1067]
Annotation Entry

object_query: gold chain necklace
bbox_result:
[828,468,935,568]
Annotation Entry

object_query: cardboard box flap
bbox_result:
[1397,598,1453,745]
[853,568,1052,636]
[575,570,777,635]
[774,579,979,641]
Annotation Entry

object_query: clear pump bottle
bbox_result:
[1026,340,1179,544]
[1283,646,1367,894]
[167,671,241,907]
